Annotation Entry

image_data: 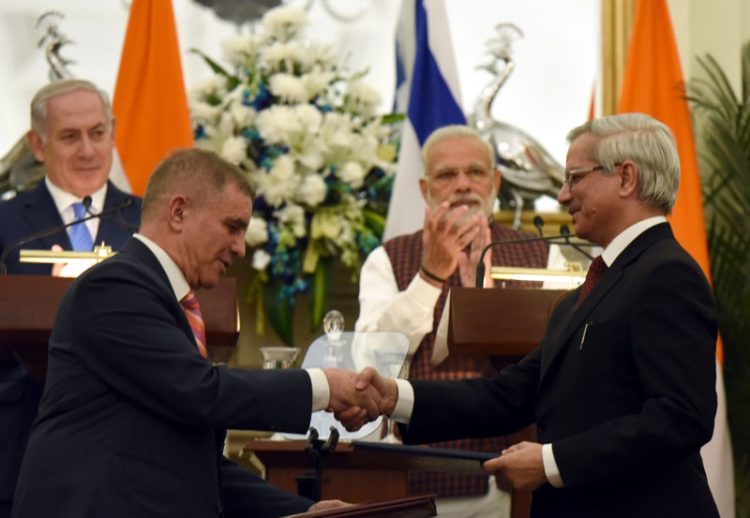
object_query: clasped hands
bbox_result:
[322,367,398,432]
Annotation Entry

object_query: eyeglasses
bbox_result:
[563,165,606,189]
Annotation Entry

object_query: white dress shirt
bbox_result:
[46,177,107,244]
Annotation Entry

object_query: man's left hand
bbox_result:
[457,217,492,288]
[483,441,546,491]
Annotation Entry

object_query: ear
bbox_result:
[494,168,502,190]
[109,118,116,140]
[418,177,429,203]
[167,195,189,232]
[27,130,45,162]
[618,160,639,198]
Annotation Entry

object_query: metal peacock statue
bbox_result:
[468,23,564,228]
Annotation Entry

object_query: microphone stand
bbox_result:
[296,426,340,501]
[475,228,598,288]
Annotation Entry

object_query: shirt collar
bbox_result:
[133,234,191,301]
[601,216,667,266]
[45,177,108,215]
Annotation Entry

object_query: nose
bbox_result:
[557,182,572,204]
[454,170,472,191]
[232,236,246,258]
[78,135,95,157]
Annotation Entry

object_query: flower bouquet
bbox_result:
[190,6,399,345]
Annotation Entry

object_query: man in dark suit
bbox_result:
[12,148,377,518]
[357,113,720,517]
[0,79,140,518]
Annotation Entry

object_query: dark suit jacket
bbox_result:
[0,181,141,517]
[400,223,720,518]
[12,238,314,518]
[0,180,141,275]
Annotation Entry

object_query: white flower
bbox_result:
[347,81,381,106]
[220,136,247,165]
[275,203,306,237]
[256,105,301,145]
[296,174,327,207]
[269,73,309,103]
[254,155,299,207]
[338,161,365,188]
[196,75,227,96]
[262,6,307,41]
[191,101,220,122]
[302,70,333,99]
[260,42,309,73]
[229,101,255,127]
[252,249,271,271]
[245,218,269,246]
[222,34,260,66]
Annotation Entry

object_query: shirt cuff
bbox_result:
[307,368,330,412]
[542,443,564,488]
[407,271,443,307]
[391,379,415,424]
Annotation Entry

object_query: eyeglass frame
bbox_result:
[563,163,622,189]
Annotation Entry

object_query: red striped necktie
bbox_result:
[577,256,608,306]
[181,291,208,359]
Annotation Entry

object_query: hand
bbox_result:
[50,244,96,278]
[323,368,381,431]
[421,202,483,284]
[357,367,398,416]
[483,441,546,491]
[457,216,492,287]
[308,499,351,512]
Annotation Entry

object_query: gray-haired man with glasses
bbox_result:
[357,113,720,518]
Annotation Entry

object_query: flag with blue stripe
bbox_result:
[384,0,466,240]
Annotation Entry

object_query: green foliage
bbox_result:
[689,43,750,517]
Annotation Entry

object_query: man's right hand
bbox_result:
[421,202,483,285]
[355,367,399,416]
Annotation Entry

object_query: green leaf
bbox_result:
[265,282,295,346]
[188,48,241,91]
[309,261,330,332]
[363,208,385,237]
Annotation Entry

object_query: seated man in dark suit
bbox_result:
[0,79,140,518]
[11,148,377,518]
[359,113,720,518]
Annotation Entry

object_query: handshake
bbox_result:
[322,367,398,431]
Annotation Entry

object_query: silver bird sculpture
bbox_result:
[468,23,564,228]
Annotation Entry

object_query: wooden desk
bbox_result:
[244,439,487,503]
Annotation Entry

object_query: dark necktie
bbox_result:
[181,291,208,359]
[577,256,607,306]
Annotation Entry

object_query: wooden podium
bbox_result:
[244,439,487,504]
[0,275,240,381]
[448,287,567,518]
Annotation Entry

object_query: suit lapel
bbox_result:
[20,183,72,250]
[121,238,196,343]
[540,223,674,380]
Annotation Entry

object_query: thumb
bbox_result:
[355,367,377,390]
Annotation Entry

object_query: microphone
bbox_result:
[0,197,135,275]
[532,215,545,237]
[84,195,139,233]
[559,223,594,261]
[475,217,598,288]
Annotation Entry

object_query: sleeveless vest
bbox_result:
[384,222,548,497]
